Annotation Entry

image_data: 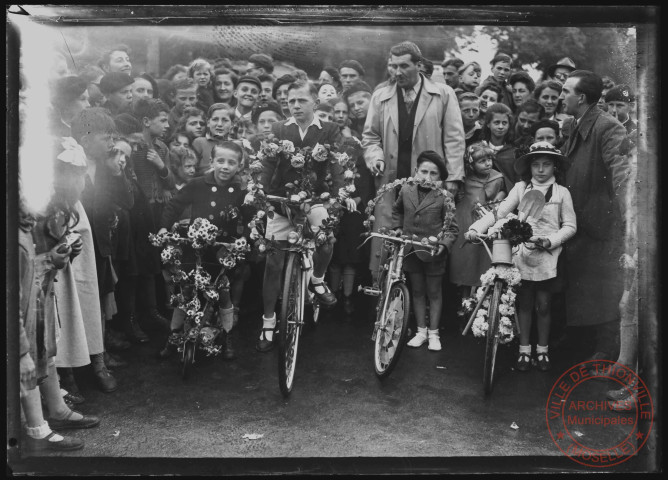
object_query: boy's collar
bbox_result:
[285,116,322,130]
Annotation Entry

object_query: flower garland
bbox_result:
[363,177,457,247]
[459,265,521,345]
[149,218,250,356]
[241,134,361,248]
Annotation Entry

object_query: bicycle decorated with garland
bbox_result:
[460,190,547,395]
[149,218,250,379]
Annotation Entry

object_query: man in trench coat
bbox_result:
[559,70,630,364]
[362,41,465,277]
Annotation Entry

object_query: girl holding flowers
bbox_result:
[465,141,576,372]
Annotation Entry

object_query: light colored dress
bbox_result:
[470,179,577,282]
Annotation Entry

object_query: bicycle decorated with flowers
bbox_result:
[242,135,361,397]
[461,190,546,395]
[149,218,250,379]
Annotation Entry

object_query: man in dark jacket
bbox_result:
[559,70,630,367]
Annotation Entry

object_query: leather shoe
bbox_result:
[308,281,337,308]
[516,353,531,372]
[91,353,118,393]
[122,314,150,344]
[223,331,236,360]
[48,410,101,430]
[536,352,551,372]
[105,329,131,352]
[104,351,128,369]
[256,328,275,353]
[608,394,637,412]
[25,432,84,452]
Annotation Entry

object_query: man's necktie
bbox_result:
[404,88,416,113]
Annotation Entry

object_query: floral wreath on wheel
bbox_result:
[459,213,533,345]
[241,135,361,251]
[149,218,251,356]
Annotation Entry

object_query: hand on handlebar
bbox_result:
[464,230,480,242]
[392,228,403,237]
[529,236,551,249]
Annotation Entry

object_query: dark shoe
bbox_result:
[222,331,236,360]
[58,368,85,405]
[105,329,131,352]
[343,295,355,316]
[536,352,551,372]
[608,394,637,412]
[606,379,638,401]
[48,410,100,430]
[104,351,128,369]
[308,281,337,308]
[91,353,118,393]
[516,353,531,372]
[146,308,171,333]
[256,328,275,353]
[25,431,84,452]
[122,314,150,344]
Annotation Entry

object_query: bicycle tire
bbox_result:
[278,252,303,397]
[483,279,504,396]
[374,282,411,379]
[182,340,196,380]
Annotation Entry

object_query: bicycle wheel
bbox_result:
[182,340,196,380]
[374,282,411,379]
[483,279,504,396]
[278,252,303,397]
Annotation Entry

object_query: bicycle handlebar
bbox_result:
[265,194,317,206]
[368,232,439,252]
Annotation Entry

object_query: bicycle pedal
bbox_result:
[359,285,381,296]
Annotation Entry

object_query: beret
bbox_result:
[99,72,134,94]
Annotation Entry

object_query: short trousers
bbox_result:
[265,204,329,241]
[402,250,447,276]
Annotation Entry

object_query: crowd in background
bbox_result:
[16,38,638,453]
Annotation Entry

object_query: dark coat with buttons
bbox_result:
[160,171,253,242]
[391,184,459,262]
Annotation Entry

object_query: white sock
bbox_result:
[311,275,327,294]
[416,326,427,337]
[428,328,440,338]
[260,314,276,341]
[536,344,549,354]
[26,421,63,441]
[519,344,532,355]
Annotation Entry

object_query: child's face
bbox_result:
[276,84,290,111]
[512,82,532,107]
[256,110,281,139]
[415,160,441,183]
[530,156,555,183]
[315,110,333,123]
[491,61,511,83]
[208,109,232,138]
[83,131,115,161]
[108,85,133,112]
[214,74,235,102]
[538,87,560,116]
[460,100,480,128]
[534,127,558,146]
[479,89,498,112]
[606,101,631,123]
[175,88,197,111]
[193,68,211,87]
[212,147,241,183]
[516,111,540,137]
[333,101,349,127]
[260,81,274,102]
[460,66,481,89]
[65,89,90,119]
[145,111,170,138]
[488,113,510,141]
[169,134,190,150]
[184,115,205,138]
[178,156,197,182]
[318,84,337,103]
[472,155,493,177]
[237,123,257,140]
[234,81,260,109]
[347,92,371,120]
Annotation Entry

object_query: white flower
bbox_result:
[290,194,301,202]
[258,243,267,253]
[320,192,331,201]
[243,193,256,205]
[242,138,252,151]
[281,140,295,153]
[290,153,306,169]
[344,169,354,180]
[298,191,308,200]
[250,228,260,240]
[256,210,265,218]
[334,152,350,166]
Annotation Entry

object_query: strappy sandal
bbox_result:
[516,352,531,372]
[255,328,275,353]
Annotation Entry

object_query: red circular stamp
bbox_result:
[546,360,653,467]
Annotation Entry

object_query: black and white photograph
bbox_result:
[6,5,660,475]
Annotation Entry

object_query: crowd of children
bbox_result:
[16,40,639,452]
